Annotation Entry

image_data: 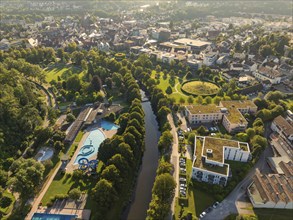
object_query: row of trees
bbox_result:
[92,65,145,218]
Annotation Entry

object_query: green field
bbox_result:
[150,71,189,103]
[254,208,293,220]
[181,81,220,96]
[44,64,84,82]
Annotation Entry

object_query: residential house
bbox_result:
[271,115,293,142]
[203,52,218,66]
[253,66,284,84]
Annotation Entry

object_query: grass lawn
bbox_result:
[0,191,15,216]
[45,63,84,83]
[41,172,96,205]
[150,71,189,103]
[175,158,216,219]
[254,208,293,220]
[181,81,220,96]
[174,186,215,219]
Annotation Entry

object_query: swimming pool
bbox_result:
[100,120,120,130]
[74,129,105,164]
[32,213,77,220]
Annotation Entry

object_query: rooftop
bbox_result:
[174,38,211,47]
[258,66,283,78]
[220,100,257,109]
[224,106,248,124]
[193,137,229,175]
[249,168,293,204]
[186,104,221,114]
[273,115,293,137]
[203,137,240,163]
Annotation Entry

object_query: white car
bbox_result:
[213,201,220,209]
[199,211,206,218]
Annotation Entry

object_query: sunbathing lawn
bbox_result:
[181,81,220,96]
[45,63,84,82]
[175,187,215,219]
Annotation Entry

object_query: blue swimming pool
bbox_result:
[74,129,105,164]
[100,120,120,130]
[32,213,77,220]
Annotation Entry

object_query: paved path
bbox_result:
[26,162,62,220]
[168,114,179,217]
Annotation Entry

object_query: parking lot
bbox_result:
[179,157,187,198]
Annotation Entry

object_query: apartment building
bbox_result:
[185,100,257,133]
[253,66,284,84]
[192,136,250,186]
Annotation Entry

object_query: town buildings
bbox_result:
[192,136,250,186]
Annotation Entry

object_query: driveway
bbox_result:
[168,114,180,216]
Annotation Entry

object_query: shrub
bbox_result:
[0,196,12,208]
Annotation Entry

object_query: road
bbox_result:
[25,162,62,220]
[204,123,273,220]
[168,114,180,217]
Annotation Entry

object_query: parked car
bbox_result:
[211,133,216,136]
[205,207,213,213]
[199,211,206,218]
[213,201,220,209]
[179,177,186,182]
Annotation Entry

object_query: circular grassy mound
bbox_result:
[181,80,220,96]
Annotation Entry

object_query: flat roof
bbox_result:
[220,100,257,109]
[193,137,229,175]
[186,104,221,114]
[224,106,248,125]
[193,136,249,175]
[174,38,211,47]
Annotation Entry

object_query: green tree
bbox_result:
[93,179,117,210]
[165,86,172,95]
[156,161,173,175]
[152,173,176,201]
[158,131,173,153]
[68,188,81,201]
[259,45,274,57]
[66,75,81,92]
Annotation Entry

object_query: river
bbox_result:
[126,91,160,220]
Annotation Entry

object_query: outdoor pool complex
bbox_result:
[32,213,77,220]
[74,129,105,164]
[100,120,120,130]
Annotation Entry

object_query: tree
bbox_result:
[266,91,284,103]
[66,75,81,92]
[251,135,268,149]
[101,165,122,189]
[259,45,274,57]
[179,97,185,104]
[146,195,170,220]
[195,95,203,104]
[187,96,194,104]
[107,154,129,176]
[205,96,212,104]
[66,113,76,123]
[93,179,117,210]
[165,86,172,95]
[158,131,173,153]
[157,161,173,175]
[69,188,81,201]
[188,133,196,144]
[90,75,102,92]
[152,173,176,201]
[8,158,45,200]
[197,126,208,135]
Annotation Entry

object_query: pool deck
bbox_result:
[65,123,117,173]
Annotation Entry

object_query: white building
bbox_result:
[192,136,250,186]
[271,115,293,142]
[203,52,218,66]
[253,66,284,84]
[185,100,258,134]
